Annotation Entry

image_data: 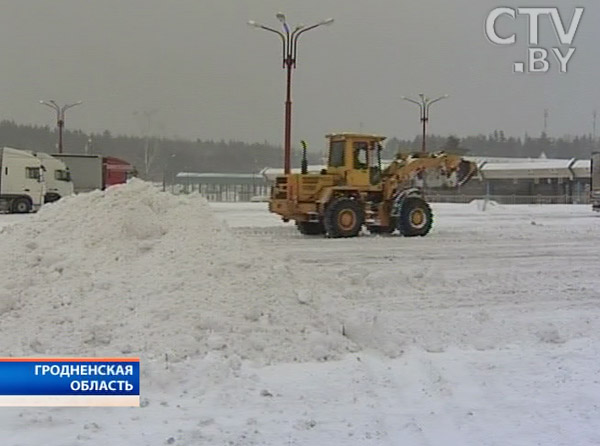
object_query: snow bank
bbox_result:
[1,196,599,444]
[0,180,353,365]
[469,199,501,211]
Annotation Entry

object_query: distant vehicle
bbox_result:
[52,154,133,193]
[592,152,600,212]
[0,147,45,213]
[30,152,74,203]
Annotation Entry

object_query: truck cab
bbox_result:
[0,147,45,213]
[30,152,74,203]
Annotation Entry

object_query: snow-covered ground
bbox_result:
[0,184,599,445]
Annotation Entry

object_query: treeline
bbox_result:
[0,120,598,180]
[384,131,600,160]
[0,120,319,181]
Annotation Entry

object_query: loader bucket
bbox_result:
[455,159,478,187]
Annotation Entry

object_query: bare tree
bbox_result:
[133,109,165,178]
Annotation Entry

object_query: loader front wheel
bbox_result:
[398,197,433,237]
[296,221,325,235]
[324,198,364,238]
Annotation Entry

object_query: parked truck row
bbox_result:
[0,147,132,213]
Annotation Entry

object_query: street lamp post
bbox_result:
[40,100,83,153]
[402,94,448,153]
[249,13,334,174]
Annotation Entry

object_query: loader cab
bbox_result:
[326,133,386,187]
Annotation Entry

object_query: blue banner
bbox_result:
[0,358,139,396]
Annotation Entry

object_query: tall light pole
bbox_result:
[40,100,82,153]
[249,13,334,174]
[402,94,448,153]
[133,109,160,178]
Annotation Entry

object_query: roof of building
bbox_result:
[175,172,267,185]
[325,132,386,141]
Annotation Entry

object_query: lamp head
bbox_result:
[320,18,334,26]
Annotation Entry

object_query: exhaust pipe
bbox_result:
[301,140,308,174]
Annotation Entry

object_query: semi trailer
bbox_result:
[53,154,133,193]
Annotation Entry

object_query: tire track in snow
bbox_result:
[356,349,473,446]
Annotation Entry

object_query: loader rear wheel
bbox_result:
[296,221,325,235]
[398,197,433,237]
[324,197,364,238]
[11,198,32,214]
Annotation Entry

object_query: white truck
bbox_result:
[53,154,104,193]
[592,152,600,212]
[53,154,132,193]
[0,147,45,213]
[30,151,74,202]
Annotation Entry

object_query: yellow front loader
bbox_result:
[269,132,477,238]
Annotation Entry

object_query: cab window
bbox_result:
[353,142,369,169]
[26,167,41,180]
[329,141,345,167]
[55,169,71,181]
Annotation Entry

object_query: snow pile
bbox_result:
[1,200,598,445]
[469,199,501,211]
[0,180,353,365]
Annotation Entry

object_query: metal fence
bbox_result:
[170,183,270,202]
[169,185,591,205]
[426,194,590,205]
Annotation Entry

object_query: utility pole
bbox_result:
[543,109,549,135]
[249,13,334,174]
[84,137,93,154]
[40,100,82,153]
[402,94,449,153]
[593,110,597,141]
[133,109,159,178]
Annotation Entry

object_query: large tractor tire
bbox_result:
[324,197,365,238]
[296,221,325,235]
[11,198,32,214]
[398,197,433,237]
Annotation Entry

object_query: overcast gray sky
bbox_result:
[0,0,597,149]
